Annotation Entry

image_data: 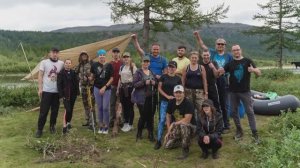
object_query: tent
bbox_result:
[22,33,132,80]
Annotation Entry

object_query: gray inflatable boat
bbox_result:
[251,90,300,115]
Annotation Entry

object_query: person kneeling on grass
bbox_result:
[164,85,196,160]
[57,59,79,134]
[196,99,223,159]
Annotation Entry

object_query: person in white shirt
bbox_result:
[36,47,64,138]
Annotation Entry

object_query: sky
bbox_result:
[0,0,270,31]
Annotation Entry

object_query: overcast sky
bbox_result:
[0,0,270,31]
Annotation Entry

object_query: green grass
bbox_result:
[0,100,277,168]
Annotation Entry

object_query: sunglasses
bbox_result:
[168,65,176,68]
[202,104,210,108]
[217,43,225,46]
[143,60,150,63]
[123,56,130,58]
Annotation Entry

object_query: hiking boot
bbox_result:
[212,152,219,159]
[136,129,142,142]
[177,147,189,160]
[148,131,155,142]
[50,126,56,134]
[35,130,43,138]
[62,127,68,134]
[201,152,209,159]
[154,141,162,150]
[233,127,243,140]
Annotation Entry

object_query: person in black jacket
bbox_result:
[197,99,223,159]
[57,59,79,134]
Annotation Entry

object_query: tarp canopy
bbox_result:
[22,33,132,80]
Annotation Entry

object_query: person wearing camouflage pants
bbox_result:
[76,51,96,128]
[164,85,196,160]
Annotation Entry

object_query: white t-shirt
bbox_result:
[39,59,64,93]
[119,65,137,83]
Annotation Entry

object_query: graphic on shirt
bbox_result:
[214,55,226,68]
[234,64,244,83]
[48,65,58,82]
[97,66,105,78]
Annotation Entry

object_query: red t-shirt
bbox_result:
[111,60,123,86]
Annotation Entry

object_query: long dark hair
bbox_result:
[78,52,89,64]
[199,104,217,124]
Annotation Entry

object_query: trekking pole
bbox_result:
[87,84,97,140]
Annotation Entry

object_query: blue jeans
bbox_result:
[157,100,168,142]
[94,87,111,127]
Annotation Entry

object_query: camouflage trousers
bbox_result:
[185,88,205,122]
[164,123,196,149]
[81,86,96,125]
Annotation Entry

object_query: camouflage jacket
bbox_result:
[76,61,93,87]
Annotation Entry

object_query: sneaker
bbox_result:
[66,123,72,130]
[50,126,56,134]
[124,125,133,132]
[154,141,162,150]
[98,128,103,134]
[233,127,243,140]
[102,128,109,134]
[35,130,43,138]
[62,127,68,134]
[121,123,129,132]
[252,133,261,144]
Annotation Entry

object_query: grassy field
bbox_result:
[0,100,277,168]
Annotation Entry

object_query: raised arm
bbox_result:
[131,34,145,58]
[201,65,208,99]
[193,31,208,50]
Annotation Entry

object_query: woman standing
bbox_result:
[118,52,137,132]
[57,59,79,134]
[90,49,114,134]
[154,61,182,149]
[182,51,208,120]
[133,56,156,142]
[196,99,223,159]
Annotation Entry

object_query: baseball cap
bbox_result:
[142,56,150,61]
[97,49,106,56]
[173,85,184,92]
[168,61,177,68]
[112,48,120,53]
[123,52,131,57]
[202,99,214,107]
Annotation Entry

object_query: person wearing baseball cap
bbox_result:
[109,47,123,129]
[164,85,196,160]
[90,49,114,135]
[154,60,181,150]
[197,99,223,159]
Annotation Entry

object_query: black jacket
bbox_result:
[57,69,79,99]
[196,112,223,139]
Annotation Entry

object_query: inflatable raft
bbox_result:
[251,90,300,115]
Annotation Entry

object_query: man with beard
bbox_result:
[172,46,190,77]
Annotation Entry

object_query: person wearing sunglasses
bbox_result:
[196,99,223,159]
[194,31,233,133]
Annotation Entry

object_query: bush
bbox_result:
[261,68,294,81]
[0,87,39,107]
[236,111,300,168]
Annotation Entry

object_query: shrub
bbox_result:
[261,68,293,81]
[0,87,39,107]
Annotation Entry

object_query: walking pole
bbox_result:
[87,84,97,140]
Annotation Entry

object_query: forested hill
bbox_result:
[0,23,298,62]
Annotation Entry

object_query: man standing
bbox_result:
[219,44,261,143]
[194,31,233,131]
[164,85,195,160]
[36,47,64,138]
[131,34,168,79]
[109,48,123,128]
[172,46,190,77]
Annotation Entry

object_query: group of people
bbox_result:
[35,31,261,160]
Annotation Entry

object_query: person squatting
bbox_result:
[35,32,261,160]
